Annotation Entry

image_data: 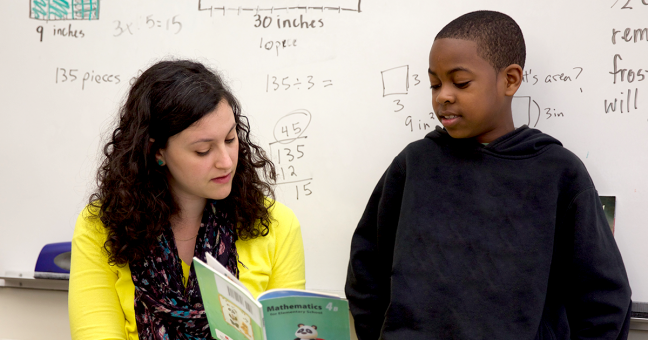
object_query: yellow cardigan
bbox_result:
[69,201,306,340]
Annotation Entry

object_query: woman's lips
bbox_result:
[211,173,231,184]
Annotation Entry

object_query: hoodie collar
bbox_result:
[425,125,562,158]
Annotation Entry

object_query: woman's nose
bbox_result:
[214,147,233,169]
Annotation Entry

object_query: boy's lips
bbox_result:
[438,112,461,127]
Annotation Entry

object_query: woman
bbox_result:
[69,60,306,339]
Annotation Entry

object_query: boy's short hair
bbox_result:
[435,10,526,71]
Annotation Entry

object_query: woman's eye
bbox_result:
[196,150,210,156]
[225,137,236,144]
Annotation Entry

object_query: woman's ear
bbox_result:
[155,151,165,166]
[503,64,523,96]
[150,138,166,166]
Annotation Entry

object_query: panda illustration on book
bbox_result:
[294,324,324,340]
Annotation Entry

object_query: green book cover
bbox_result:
[194,255,351,340]
[259,292,350,340]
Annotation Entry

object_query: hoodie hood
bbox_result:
[425,125,562,158]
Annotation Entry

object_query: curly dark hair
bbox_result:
[89,60,276,266]
[435,10,526,71]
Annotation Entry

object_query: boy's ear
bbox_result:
[502,64,523,96]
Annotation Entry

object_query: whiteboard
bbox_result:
[1,0,647,300]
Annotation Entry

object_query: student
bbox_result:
[345,11,631,340]
[69,60,305,339]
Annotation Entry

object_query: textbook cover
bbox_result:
[194,254,351,340]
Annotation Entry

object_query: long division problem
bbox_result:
[269,109,313,200]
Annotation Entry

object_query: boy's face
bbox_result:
[428,38,517,143]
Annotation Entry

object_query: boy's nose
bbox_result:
[436,87,454,104]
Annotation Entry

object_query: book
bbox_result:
[599,196,616,234]
[194,254,351,340]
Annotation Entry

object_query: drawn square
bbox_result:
[512,96,541,128]
[381,65,409,97]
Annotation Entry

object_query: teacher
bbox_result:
[69,60,305,339]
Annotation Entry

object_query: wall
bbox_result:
[0,0,647,336]
[0,289,647,339]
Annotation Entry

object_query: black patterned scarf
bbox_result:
[130,201,239,340]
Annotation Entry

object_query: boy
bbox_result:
[345,11,631,340]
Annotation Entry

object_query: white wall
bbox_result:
[0,289,646,340]
[0,289,70,340]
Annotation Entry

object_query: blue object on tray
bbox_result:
[34,242,71,279]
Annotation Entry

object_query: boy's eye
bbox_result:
[455,81,470,89]
[430,84,441,90]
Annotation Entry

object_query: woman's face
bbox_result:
[157,100,239,202]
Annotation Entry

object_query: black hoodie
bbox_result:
[345,126,631,340]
